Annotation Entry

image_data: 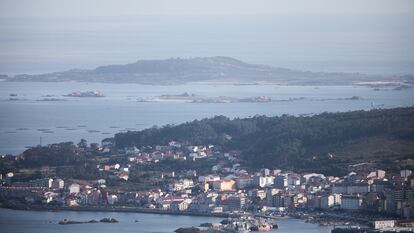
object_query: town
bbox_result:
[1,140,413,232]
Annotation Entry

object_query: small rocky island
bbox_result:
[63,91,104,97]
[58,217,118,225]
[58,219,98,225]
[99,217,119,223]
[137,92,272,103]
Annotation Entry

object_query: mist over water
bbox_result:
[1,14,413,75]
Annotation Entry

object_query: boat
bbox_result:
[250,224,273,231]
[319,222,330,227]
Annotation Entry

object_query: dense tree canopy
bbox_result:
[113,107,414,174]
[19,142,83,168]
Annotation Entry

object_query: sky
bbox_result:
[0,0,414,75]
[1,0,414,17]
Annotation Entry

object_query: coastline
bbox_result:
[0,205,231,218]
[3,79,412,87]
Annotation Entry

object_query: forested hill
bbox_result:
[113,107,414,175]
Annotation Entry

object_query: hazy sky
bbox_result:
[0,0,414,75]
[1,0,414,16]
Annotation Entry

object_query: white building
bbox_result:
[254,176,275,188]
[107,194,118,205]
[302,173,325,183]
[374,220,395,229]
[320,195,335,209]
[68,183,80,194]
[401,169,412,180]
[198,175,220,183]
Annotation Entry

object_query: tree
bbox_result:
[77,139,88,148]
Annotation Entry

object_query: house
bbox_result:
[68,183,80,194]
[117,172,129,181]
[66,198,79,207]
[107,194,118,205]
[213,179,236,191]
[198,175,220,183]
[367,170,386,180]
[170,201,189,211]
[51,179,64,189]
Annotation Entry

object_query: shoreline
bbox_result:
[0,205,231,218]
[3,80,412,87]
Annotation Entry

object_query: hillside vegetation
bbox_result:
[113,107,414,175]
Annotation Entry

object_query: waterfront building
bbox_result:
[373,220,395,229]
[223,196,246,211]
[68,183,80,194]
[107,194,118,205]
[12,178,53,188]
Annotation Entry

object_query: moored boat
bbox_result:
[250,224,273,231]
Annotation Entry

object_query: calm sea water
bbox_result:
[0,82,413,155]
[0,208,331,233]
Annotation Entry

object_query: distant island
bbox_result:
[138,92,272,103]
[137,92,362,103]
[2,56,413,86]
[63,91,105,97]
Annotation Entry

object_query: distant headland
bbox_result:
[2,57,413,86]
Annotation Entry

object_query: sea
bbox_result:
[0,81,413,155]
[0,208,331,233]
